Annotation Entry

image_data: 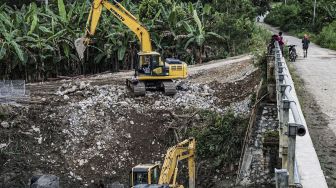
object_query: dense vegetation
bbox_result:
[265,0,336,50]
[0,0,269,81]
[190,111,247,168]
[173,110,248,186]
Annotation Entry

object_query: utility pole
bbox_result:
[313,0,317,25]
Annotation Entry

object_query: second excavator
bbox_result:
[130,138,196,188]
[75,0,188,96]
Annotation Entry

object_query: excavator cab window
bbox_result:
[133,172,148,185]
[150,166,159,184]
[139,54,164,75]
[151,55,160,68]
[150,55,164,75]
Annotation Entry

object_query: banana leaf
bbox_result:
[58,0,67,22]
[10,41,26,63]
[0,47,6,60]
[118,46,126,61]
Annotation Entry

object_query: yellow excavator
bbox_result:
[75,0,188,96]
[130,138,196,188]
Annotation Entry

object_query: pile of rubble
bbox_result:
[56,80,251,117]
[47,80,253,184]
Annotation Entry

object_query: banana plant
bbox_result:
[324,2,336,19]
[0,0,261,81]
[183,9,224,64]
[0,6,27,64]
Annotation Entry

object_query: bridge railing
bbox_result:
[273,41,306,187]
[270,40,328,188]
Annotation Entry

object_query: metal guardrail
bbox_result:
[0,80,29,103]
[272,42,306,188]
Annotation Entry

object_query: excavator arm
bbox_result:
[158,138,196,188]
[75,0,152,59]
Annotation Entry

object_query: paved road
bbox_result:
[264,24,336,135]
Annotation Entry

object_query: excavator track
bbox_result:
[162,81,176,96]
[126,79,146,96]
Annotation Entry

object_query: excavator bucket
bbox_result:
[74,37,86,60]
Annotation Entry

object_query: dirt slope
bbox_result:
[0,55,260,188]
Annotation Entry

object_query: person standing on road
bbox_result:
[278,32,285,55]
[302,34,310,58]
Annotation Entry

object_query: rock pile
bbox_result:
[50,79,252,184]
[56,80,251,118]
[239,104,278,186]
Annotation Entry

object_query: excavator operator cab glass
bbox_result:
[151,55,160,68]
[138,53,164,75]
[150,166,159,184]
[133,171,148,185]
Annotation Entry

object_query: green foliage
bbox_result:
[265,0,336,50]
[139,0,159,19]
[182,9,224,63]
[317,20,336,50]
[0,0,269,81]
[189,111,248,168]
[57,0,67,22]
[252,0,271,15]
[264,130,278,139]
[264,4,301,31]
[324,2,336,19]
[0,112,6,121]
[292,30,316,42]
[248,24,272,58]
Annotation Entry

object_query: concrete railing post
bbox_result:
[275,168,289,188]
[23,80,26,95]
[288,123,298,186]
[267,54,276,101]
[281,98,290,168]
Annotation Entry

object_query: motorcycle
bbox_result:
[288,44,297,62]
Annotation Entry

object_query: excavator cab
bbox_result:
[130,164,161,187]
[138,52,167,76]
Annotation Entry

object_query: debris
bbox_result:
[31,126,40,133]
[37,137,43,144]
[64,95,69,100]
[30,175,59,188]
[1,121,9,128]
[0,143,7,149]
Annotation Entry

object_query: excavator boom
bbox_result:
[131,138,196,188]
[158,138,196,188]
[75,0,152,59]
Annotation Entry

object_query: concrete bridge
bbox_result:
[237,38,330,187]
[271,42,327,187]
